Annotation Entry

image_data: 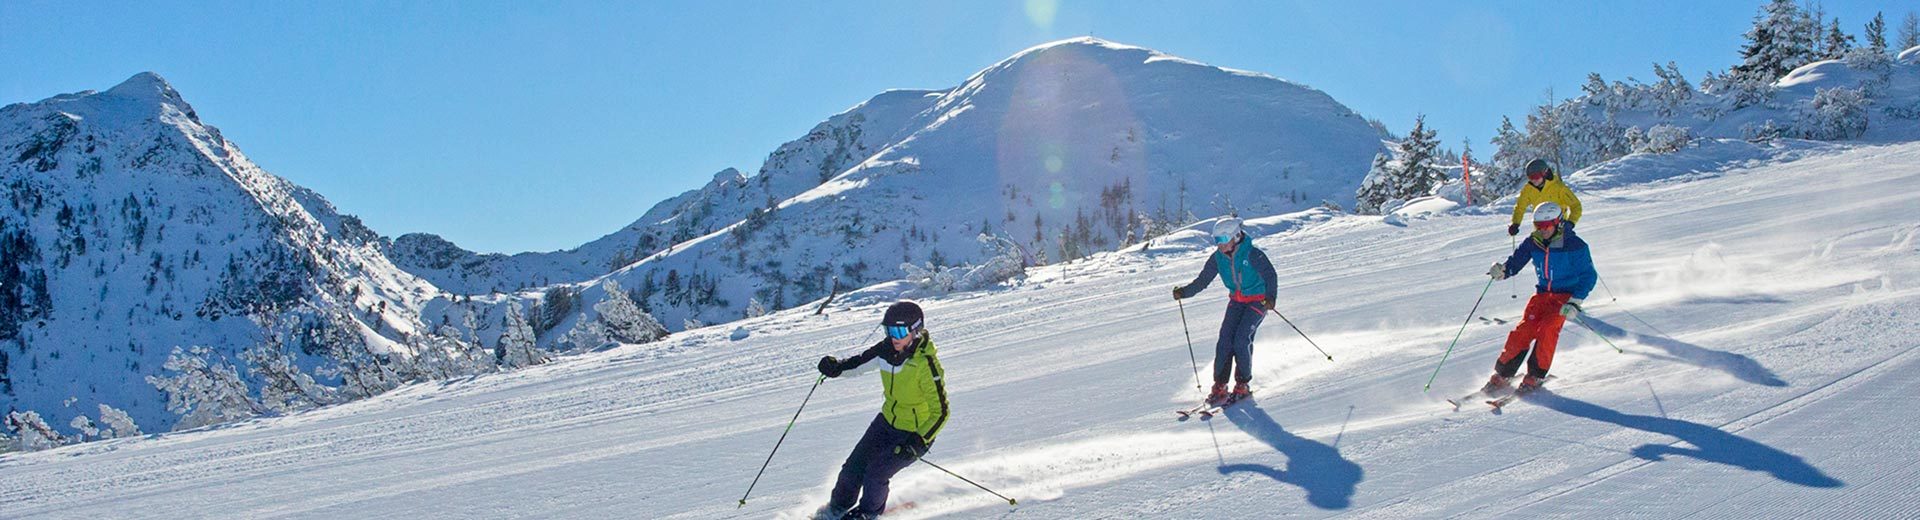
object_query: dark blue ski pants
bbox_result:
[1214,302,1264,385]
[829,413,922,516]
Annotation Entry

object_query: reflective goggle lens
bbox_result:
[886,325,913,339]
[1213,234,1233,244]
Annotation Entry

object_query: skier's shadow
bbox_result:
[1216,401,1363,509]
[1529,390,1841,488]
[1582,316,1786,387]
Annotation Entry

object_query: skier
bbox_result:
[812,301,949,520]
[1172,217,1278,406]
[1484,201,1596,395]
[1508,159,1583,236]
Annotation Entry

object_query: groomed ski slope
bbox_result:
[4,139,1919,518]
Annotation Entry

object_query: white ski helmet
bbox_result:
[1532,201,1563,223]
[1212,217,1243,244]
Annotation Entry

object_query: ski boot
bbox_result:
[1231,381,1252,402]
[1205,383,1230,406]
[809,504,849,520]
[1516,374,1546,395]
[1479,374,1513,396]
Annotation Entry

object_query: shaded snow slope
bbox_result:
[4,137,1916,518]
[0,73,454,431]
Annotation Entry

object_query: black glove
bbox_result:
[1507,223,1520,236]
[817,356,843,378]
[1262,298,1275,312]
[894,436,928,460]
[1171,286,1184,300]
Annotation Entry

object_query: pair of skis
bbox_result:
[1445,375,1553,411]
[1175,394,1247,420]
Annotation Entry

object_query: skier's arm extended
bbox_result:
[818,339,890,378]
[1175,254,1220,299]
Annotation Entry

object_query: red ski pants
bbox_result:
[1494,292,1572,379]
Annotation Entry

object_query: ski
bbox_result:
[1176,394,1247,419]
[1486,376,1555,409]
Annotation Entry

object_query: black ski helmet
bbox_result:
[883,301,924,331]
[1524,159,1553,178]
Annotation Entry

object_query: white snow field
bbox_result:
[4,138,1918,519]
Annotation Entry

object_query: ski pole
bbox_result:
[1508,235,1519,300]
[916,456,1018,506]
[1425,277,1495,391]
[1175,297,1206,401]
[739,374,827,508]
[1266,307,1333,362]
[1570,314,1625,353]
[1597,274,1620,304]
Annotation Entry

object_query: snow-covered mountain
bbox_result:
[6,133,1916,518]
[463,38,1388,331]
[0,73,461,432]
[389,87,948,295]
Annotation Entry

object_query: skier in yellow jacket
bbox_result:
[1508,159,1583,236]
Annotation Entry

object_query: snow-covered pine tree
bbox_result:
[496,303,546,368]
[1733,0,1818,83]
[145,346,260,431]
[97,404,141,439]
[1486,116,1531,201]
[1355,115,1444,214]
[1901,12,1920,51]
[1825,18,1856,60]
[1865,12,1888,54]
[6,410,64,451]
[594,281,667,345]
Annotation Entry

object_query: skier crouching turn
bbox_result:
[1485,202,1596,395]
[1173,217,1277,406]
[812,301,949,520]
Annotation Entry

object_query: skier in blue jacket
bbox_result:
[1173,217,1278,405]
[1483,201,1597,395]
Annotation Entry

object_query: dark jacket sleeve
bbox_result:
[1251,247,1277,300]
[1502,240,1535,279]
[835,339,891,372]
[1176,253,1220,299]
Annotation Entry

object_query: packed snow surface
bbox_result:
[3,140,1918,518]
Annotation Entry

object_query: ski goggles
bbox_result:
[1527,171,1548,181]
[886,325,916,340]
[1533,218,1560,231]
[1213,234,1235,244]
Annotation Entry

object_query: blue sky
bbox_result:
[1,1,1902,253]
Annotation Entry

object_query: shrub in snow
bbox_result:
[900,234,1029,297]
[745,298,768,319]
[1794,86,1870,140]
[146,346,260,431]
[241,344,334,414]
[69,415,99,441]
[1843,47,1893,74]
[1634,124,1692,154]
[97,404,141,439]
[7,410,64,451]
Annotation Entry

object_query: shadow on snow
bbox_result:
[1530,390,1842,488]
[1216,400,1364,509]
[1581,316,1787,387]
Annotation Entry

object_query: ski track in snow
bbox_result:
[5,141,1920,518]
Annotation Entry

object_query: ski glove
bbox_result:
[1172,286,1184,300]
[817,356,844,378]
[1561,299,1583,318]
[1262,298,1275,312]
[1507,223,1521,236]
[894,435,927,460]
[1487,263,1508,281]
